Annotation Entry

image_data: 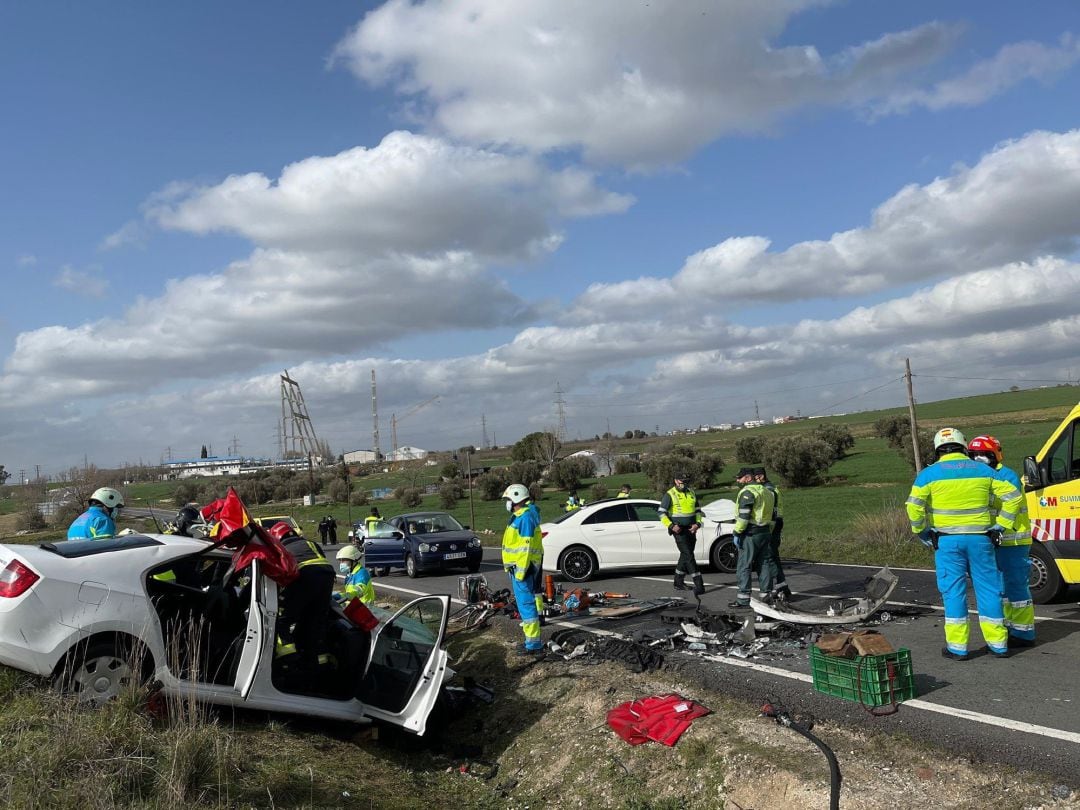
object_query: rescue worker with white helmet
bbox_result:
[67,487,125,540]
[501,483,544,654]
[907,428,1024,660]
[968,434,1036,647]
[335,544,375,604]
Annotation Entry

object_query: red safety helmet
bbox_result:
[267,522,297,542]
[967,435,1002,466]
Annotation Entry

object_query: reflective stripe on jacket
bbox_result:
[502,505,543,576]
[282,536,334,570]
[765,481,783,523]
[67,505,116,541]
[994,464,1032,546]
[734,483,776,534]
[343,564,376,603]
[658,487,702,528]
[905,452,1022,535]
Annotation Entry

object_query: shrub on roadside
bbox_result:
[613,458,641,474]
[398,487,423,508]
[548,458,594,491]
[735,436,767,464]
[476,469,512,501]
[350,489,369,506]
[761,436,835,487]
[810,423,855,460]
[590,483,608,501]
[439,481,464,509]
[327,478,349,504]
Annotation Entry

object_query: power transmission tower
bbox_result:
[280,370,322,462]
[754,399,761,421]
[371,369,381,461]
[481,414,490,450]
[227,435,241,457]
[554,381,568,442]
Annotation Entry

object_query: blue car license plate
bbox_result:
[443,552,467,560]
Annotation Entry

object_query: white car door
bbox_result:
[357,595,451,735]
[630,501,679,564]
[234,561,272,699]
[578,503,642,564]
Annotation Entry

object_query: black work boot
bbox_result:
[673,572,688,591]
[692,574,705,597]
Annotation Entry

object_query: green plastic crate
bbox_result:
[809,645,917,707]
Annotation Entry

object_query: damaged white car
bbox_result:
[0,534,451,735]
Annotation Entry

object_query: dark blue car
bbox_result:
[364,511,483,578]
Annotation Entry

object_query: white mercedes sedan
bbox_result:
[0,533,451,735]
[541,497,738,582]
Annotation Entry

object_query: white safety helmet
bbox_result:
[90,487,125,511]
[336,544,363,562]
[502,483,531,505]
[933,427,967,451]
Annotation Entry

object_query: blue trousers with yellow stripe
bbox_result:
[509,564,544,651]
[935,533,1007,655]
[996,544,1035,642]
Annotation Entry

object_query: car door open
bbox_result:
[357,594,450,735]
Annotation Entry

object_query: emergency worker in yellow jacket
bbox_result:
[659,472,706,596]
[968,435,1035,646]
[730,467,777,607]
[502,483,545,653]
[906,428,1023,660]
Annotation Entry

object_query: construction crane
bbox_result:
[390,395,440,461]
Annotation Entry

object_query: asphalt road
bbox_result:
[353,547,1080,785]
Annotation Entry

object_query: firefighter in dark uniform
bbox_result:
[268,522,337,673]
[659,472,706,596]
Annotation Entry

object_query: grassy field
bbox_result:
[4,385,1078,569]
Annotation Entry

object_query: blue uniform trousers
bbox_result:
[935,533,1007,655]
[996,544,1035,642]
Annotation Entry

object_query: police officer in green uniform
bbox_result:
[730,467,777,608]
[659,472,706,596]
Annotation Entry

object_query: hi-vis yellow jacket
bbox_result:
[502,504,543,579]
[994,464,1032,546]
[906,452,1023,536]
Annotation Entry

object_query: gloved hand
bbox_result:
[917,530,935,550]
[732,534,743,550]
[988,527,1004,547]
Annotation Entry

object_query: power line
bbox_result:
[804,376,906,418]
[918,375,1076,384]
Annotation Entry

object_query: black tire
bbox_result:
[405,553,420,579]
[1029,542,1064,604]
[710,536,738,574]
[375,567,390,577]
[54,639,147,707]
[560,546,598,583]
[467,561,482,574]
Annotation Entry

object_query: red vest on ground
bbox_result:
[606,693,711,746]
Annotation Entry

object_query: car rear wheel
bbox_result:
[1028,542,1064,604]
[405,553,420,579]
[560,546,598,583]
[55,639,146,707]
[710,536,738,574]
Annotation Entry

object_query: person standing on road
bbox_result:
[729,468,777,608]
[659,472,706,596]
[968,434,1036,647]
[67,487,125,540]
[501,483,545,654]
[906,427,1023,660]
[326,515,338,544]
[364,507,381,535]
[318,516,330,544]
[755,467,789,599]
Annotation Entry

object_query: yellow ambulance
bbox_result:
[1023,402,1080,602]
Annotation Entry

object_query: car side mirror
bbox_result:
[392,530,405,540]
[1023,456,1044,491]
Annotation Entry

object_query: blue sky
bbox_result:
[3,1,1080,477]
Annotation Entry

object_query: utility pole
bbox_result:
[466,451,476,531]
[554,381,568,442]
[481,414,490,450]
[905,358,923,472]
[371,369,381,461]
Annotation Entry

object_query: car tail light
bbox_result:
[541,531,548,539]
[0,559,39,598]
